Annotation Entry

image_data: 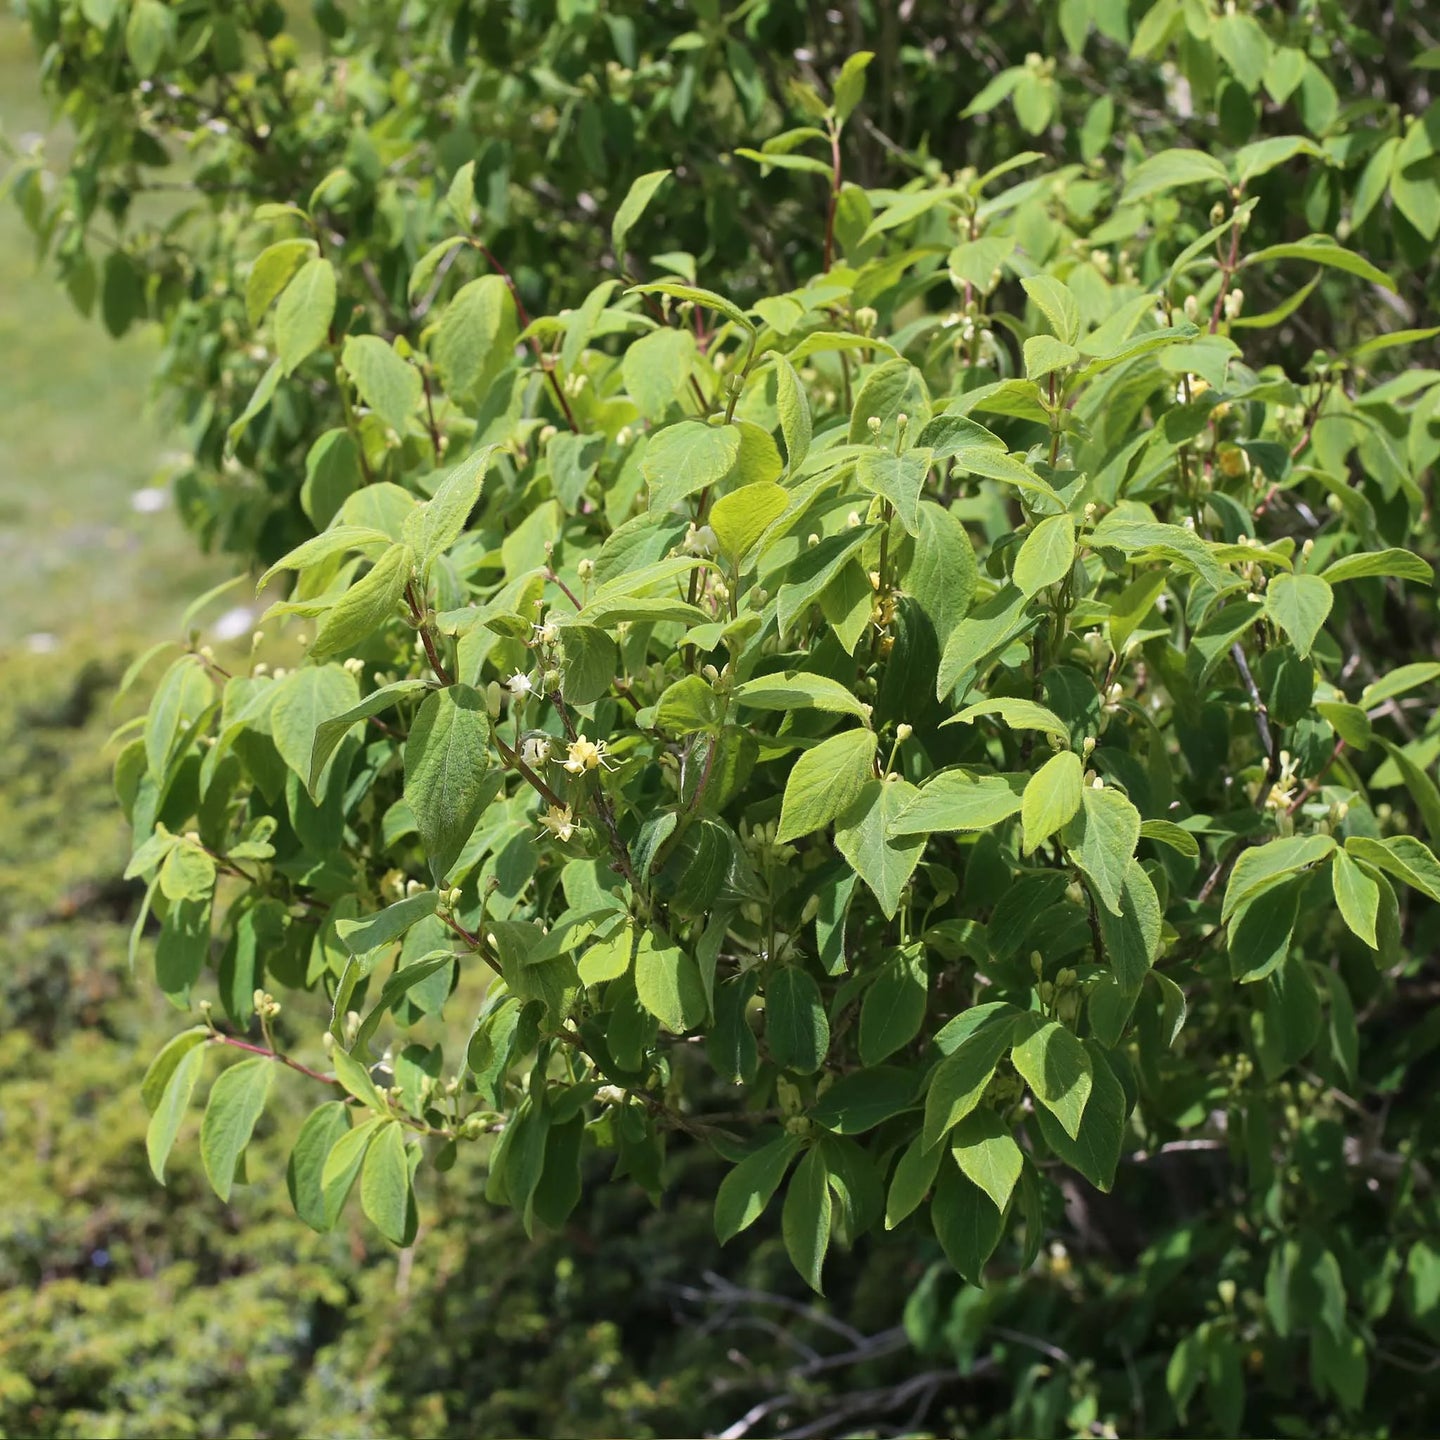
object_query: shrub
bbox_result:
[9,2,1440,1433]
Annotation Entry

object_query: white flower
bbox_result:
[521,734,552,768]
[537,804,577,842]
[506,670,533,698]
[564,734,615,774]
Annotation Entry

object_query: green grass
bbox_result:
[0,14,221,647]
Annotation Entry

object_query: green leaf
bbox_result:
[922,1016,1016,1148]
[611,169,672,261]
[141,1026,211,1112]
[560,280,619,376]
[270,663,361,787]
[1122,148,1230,205]
[246,238,317,326]
[1233,135,1323,186]
[854,448,932,535]
[1011,1017,1092,1140]
[353,955,454,1053]
[1378,740,1440,844]
[361,1122,413,1245]
[622,325,696,420]
[715,1133,804,1242]
[709,482,789,563]
[557,624,618,707]
[783,1147,832,1293]
[1090,513,1228,592]
[1014,514,1076,598]
[434,276,517,402]
[634,930,707,1033]
[767,965,830,1073]
[124,0,174,75]
[159,841,216,902]
[199,1057,274,1202]
[1140,819,1200,859]
[734,671,870,721]
[145,1041,206,1184]
[408,235,468,302]
[1229,877,1302,983]
[903,500,978,648]
[320,1116,384,1225]
[847,358,931,445]
[311,543,414,660]
[1022,750,1083,854]
[1097,859,1162,992]
[811,1066,917,1134]
[937,584,1035,699]
[1032,1042,1127,1190]
[1265,573,1333,658]
[1320,548,1432,586]
[1213,10,1271,91]
[1244,238,1395,292]
[777,728,878,843]
[774,354,812,472]
[407,447,495,568]
[836,779,927,920]
[859,946,928,1065]
[330,1046,389,1111]
[1021,274,1081,344]
[404,684,494,886]
[1331,848,1380,949]
[446,161,476,228]
[950,1109,1023,1211]
[642,420,743,512]
[1345,835,1440,904]
[335,887,437,956]
[627,280,752,333]
[832,49,874,123]
[1360,662,1440,709]
[1223,834,1336,921]
[1316,702,1371,750]
[885,1135,944,1229]
[735,147,832,176]
[1023,334,1080,380]
[341,335,422,437]
[257,524,393,593]
[309,679,430,795]
[286,1102,352,1232]
[144,657,213,782]
[275,257,337,374]
[931,1162,1003,1284]
[889,771,1023,836]
[1062,783,1142,916]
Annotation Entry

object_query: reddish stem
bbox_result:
[209,1032,333,1084]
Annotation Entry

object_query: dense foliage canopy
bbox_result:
[9,1,1440,1434]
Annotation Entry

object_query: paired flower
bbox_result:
[564,734,615,774]
[537,804,577,843]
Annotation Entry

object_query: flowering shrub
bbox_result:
[11,1,1440,1431]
